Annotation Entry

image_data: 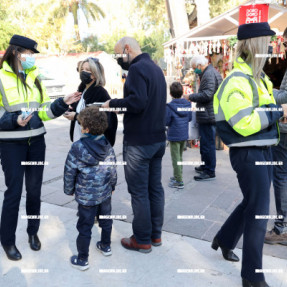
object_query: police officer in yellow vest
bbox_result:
[0,35,81,261]
[212,23,287,287]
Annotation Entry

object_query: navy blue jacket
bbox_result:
[64,134,117,206]
[166,98,192,141]
[109,53,166,145]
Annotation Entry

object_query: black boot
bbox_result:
[2,245,22,261]
[242,278,270,287]
[211,236,239,262]
[28,234,41,251]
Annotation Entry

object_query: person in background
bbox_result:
[102,37,166,253]
[64,106,117,271]
[265,26,287,245]
[183,55,222,181]
[213,21,287,287]
[64,57,118,146]
[0,35,81,261]
[166,82,192,189]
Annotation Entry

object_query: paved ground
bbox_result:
[0,116,286,287]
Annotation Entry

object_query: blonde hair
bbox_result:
[235,36,270,85]
[79,58,106,86]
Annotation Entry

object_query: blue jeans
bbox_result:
[199,124,216,174]
[272,132,287,234]
[0,136,45,245]
[76,197,112,261]
[123,141,166,244]
[216,147,272,282]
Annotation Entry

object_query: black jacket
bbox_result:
[70,84,118,146]
[109,53,166,145]
[189,65,222,124]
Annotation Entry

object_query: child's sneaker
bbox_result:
[70,255,89,271]
[96,241,112,256]
[169,177,176,183]
[169,180,184,189]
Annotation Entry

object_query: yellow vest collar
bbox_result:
[2,61,38,76]
[233,57,253,76]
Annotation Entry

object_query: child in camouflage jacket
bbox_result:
[64,106,117,271]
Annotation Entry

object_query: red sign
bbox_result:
[239,4,269,25]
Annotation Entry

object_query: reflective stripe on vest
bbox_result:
[215,71,269,130]
[0,77,56,119]
[0,106,5,118]
[229,138,278,147]
[40,102,56,119]
[0,126,46,139]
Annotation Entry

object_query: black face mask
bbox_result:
[80,71,93,85]
[117,48,130,70]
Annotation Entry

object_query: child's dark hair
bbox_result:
[170,82,183,98]
[77,106,108,135]
[284,27,287,38]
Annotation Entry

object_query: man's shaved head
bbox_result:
[116,37,141,53]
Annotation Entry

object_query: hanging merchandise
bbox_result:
[212,41,217,54]
[204,41,208,56]
[208,41,212,54]
[216,40,221,54]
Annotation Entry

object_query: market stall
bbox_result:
[164,0,287,89]
[163,0,287,149]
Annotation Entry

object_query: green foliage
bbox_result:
[209,0,245,18]
[136,29,170,62]
[99,29,128,54]
[0,0,169,60]
[228,36,238,48]
[82,35,104,52]
[136,0,167,26]
[0,21,21,50]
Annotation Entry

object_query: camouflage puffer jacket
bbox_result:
[64,134,117,206]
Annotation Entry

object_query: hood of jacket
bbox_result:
[79,134,110,165]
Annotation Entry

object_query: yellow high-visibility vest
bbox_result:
[0,61,56,139]
[213,57,281,147]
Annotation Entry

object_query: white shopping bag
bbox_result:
[188,102,199,140]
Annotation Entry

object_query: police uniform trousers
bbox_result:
[0,135,45,246]
[215,146,272,282]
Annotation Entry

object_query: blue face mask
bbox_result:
[21,55,35,70]
[194,68,202,75]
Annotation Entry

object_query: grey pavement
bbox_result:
[0,116,287,287]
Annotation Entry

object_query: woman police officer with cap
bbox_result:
[0,35,81,261]
[212,22,287,287]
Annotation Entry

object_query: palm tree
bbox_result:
[61,0,105,40]
[35,0,105,42]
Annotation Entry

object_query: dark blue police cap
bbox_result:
[237,22,276,40]
[9,35,40,53]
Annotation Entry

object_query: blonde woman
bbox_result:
[213,23,287,287]
[64,58,118,146]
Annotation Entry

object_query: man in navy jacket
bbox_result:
[102,37,166,253]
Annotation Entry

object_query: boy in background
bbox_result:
[166,82,192,189]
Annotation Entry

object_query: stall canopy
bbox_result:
[164,0,287,48]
